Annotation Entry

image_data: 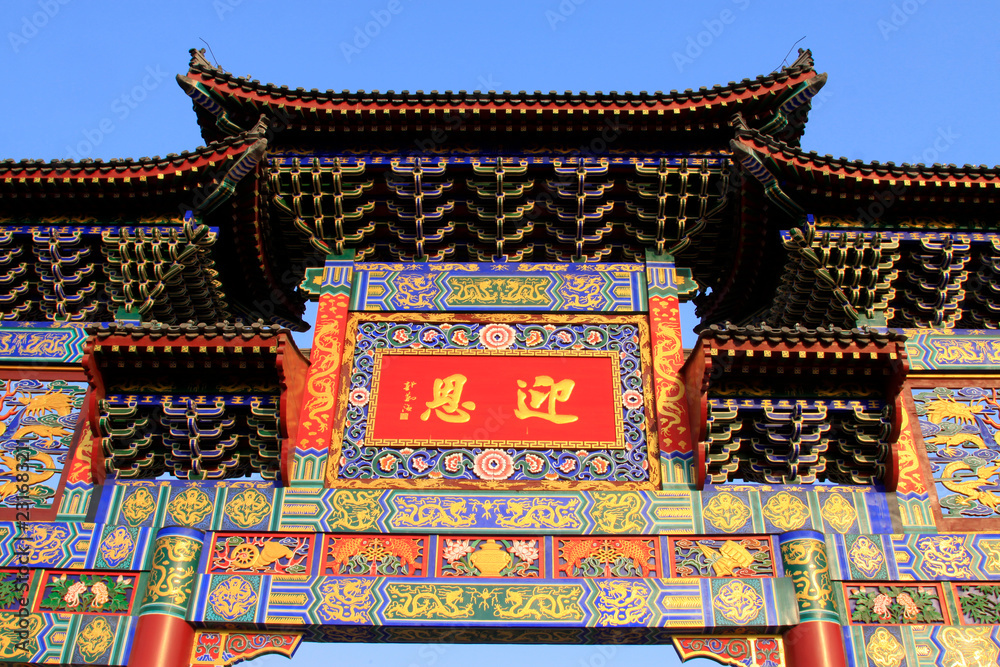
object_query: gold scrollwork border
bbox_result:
[367,349,624,450]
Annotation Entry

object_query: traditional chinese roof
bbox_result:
[697,323,906,347]
[0,122,307,329]
[731,125,1000,220]
[696,119,1000,331]
[86,320,288,341]
[82,320,307,483]
[180,48,824,149]
[683,323,908,490]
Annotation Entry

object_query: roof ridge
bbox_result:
[0,120,267,172]
[184,48,817,105]
[735,126,1000,175]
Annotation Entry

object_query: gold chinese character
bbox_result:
[420,374,476,423]
[514,376,578,424]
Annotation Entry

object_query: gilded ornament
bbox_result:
[20,523,68,566]
[589,492,645,533]
[780,540,836,615]
[820,493,857,533]
[915,535,972,578]
[940,627,999,667]
[0,613,43,660]
[713,580,764,624]
[99,526,135,568]
[77,617,114,663]
[120,487,157,527]
[166,488,214,526]
[316,578,376,623]
[592,579,652,626]
[761,492,810,532]
[865,627,905,667]
[208,576,258,621]
[225,488,272,529]
[981,540,1000,574]
[848,536,885,579]
[468,540,512,577]
[142,536,200,608]
[327,490,382,530]
[703,493,751,532]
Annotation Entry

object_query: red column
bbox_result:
[128,615,195,667]
[130,527,205,667]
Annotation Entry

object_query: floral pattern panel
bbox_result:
[0,379,86,512]
[440,538,542,577]
[913,387,1000,519]
[330,314,656,489]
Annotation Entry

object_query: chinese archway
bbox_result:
[1,48,998,667]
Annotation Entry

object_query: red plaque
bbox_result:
[367,351,623,449]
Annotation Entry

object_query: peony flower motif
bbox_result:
[896,593,920,619]
[349,388,370,407]
[411,457,430,472]
[585,330,602,345]
[441,324,452,330]
[524,453,546,474]
[378,454,397,473]
[544,472,559,480]
[90,581,109,608]
[63,581,87,608]
[422,330,439,343]
[556,331,572,343]
[872,593,893,620]
[452,330,469,346]
[543,325,556,331]
[590,457,610,475]
[443,453,463,473]
[525,331,544,347]
[392,329,410,344]
[428,471,443,478]
[510,540,538,565]
[571,343,585,350]
[400,448,413,456]
[558,459,577,474]
[443,539,475,563]
[474,449,515,480]
[622,390,643,410]
[479,324,516,350]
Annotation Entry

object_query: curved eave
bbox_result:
[0,133,265,194]
[735,129,1000,199]
[184,51,818,145]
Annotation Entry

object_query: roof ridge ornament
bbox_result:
[176,73,243,136]
[758,72,827,136]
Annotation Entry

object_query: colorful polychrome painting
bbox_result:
[2,2,1000,667]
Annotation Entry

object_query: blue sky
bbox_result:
[3,1,999,664]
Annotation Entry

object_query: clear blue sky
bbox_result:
[3,2,999,664]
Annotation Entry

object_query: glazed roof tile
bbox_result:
[87,320,287,342]
[0,121,267,181]
[734,126,1000,184]
[699,323,906,346]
